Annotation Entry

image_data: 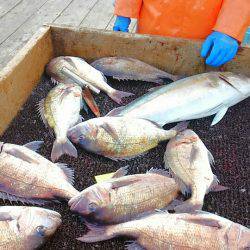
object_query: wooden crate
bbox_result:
[0,24,250,134]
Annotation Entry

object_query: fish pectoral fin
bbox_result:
[219,73,244,95]
[0,212,14,221]
[211,106,228,126]
[147,168,171,177]
[111,179,140,190]
[112,166,129,178]
[210,175,229,192]
[5,148,40,164]
[169,169,191,196]
[180,216,222,229]
[164,198,184,211]
[55,163,75,185]
[82,88,101,117]
[105,106,125,117]
[37,98,48,127]
[100,123,119,140]
[23,141,44,152]
[81,98,89,114]
[125,241,144,250]
[77,221,113,243]
[207,149,215,166]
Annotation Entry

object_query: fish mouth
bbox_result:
[69,197,89,215]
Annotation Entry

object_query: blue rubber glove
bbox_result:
[201,31,239,67]
[113,16,131,32]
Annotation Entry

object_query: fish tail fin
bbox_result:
[162,121,189,141]
[173,121,189,133]
[174,199,203,213]
[77,222,116,243]
[108,89,134,104]
[51,138,77,162]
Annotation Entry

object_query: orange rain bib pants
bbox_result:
[114,0,250,41]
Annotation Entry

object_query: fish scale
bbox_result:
[0,222,21,250]
[69,171,179,224]
[0,143,79,204]
[80,212,250,249]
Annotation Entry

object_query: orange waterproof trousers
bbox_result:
[114,0,250,42]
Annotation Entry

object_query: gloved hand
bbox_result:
[201,31,239,67]
[113,16,131,32]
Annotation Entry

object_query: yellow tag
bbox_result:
[95,172,116,183]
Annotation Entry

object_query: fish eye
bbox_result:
[36,225,47,237]
[88,202,98,212]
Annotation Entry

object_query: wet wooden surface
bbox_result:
[0,0,137,68]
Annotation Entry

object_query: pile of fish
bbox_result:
[1,55,249,249]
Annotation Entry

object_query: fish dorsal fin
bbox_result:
[219,73,244,95]
[111,178,140,190]
[207,149,215,166]
[37,98,48,127]
[55,163,75,185]
[112,166,129,178]
[147,168,170,177]
[5,148,40,165]
[23,141,44,152]
[0,191,46,205]
[180,216,222,229]
[211,106,228,126]
[105,106,125,117]
[0,212,13,221]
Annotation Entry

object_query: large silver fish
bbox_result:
[91,57,179,83]
[38,83,83,162]
[106,72,250,126]
[46,56,133,104]
[67,117,187,160]
[0,141,79,204]
[0,206,61,250]
[79,211,250,250]
[69,167,179,224]
[164,129,227,212]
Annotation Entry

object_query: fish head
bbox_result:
[167,129,199,149]
[68,121,101,152]
[0,206,61,248]
[69,184,111,221]
[175,129,199,141]
[46,56,79,84]
[18,207,61,248]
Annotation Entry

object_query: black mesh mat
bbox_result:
[0,75,249,250]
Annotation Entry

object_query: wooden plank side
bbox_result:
[50,25,250,77]
[80,0,114,29]
[0,0,49,44]
[54,0,98,26]
[0,0,22,18]
[0,26,53,135]
[0,0,74,69]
